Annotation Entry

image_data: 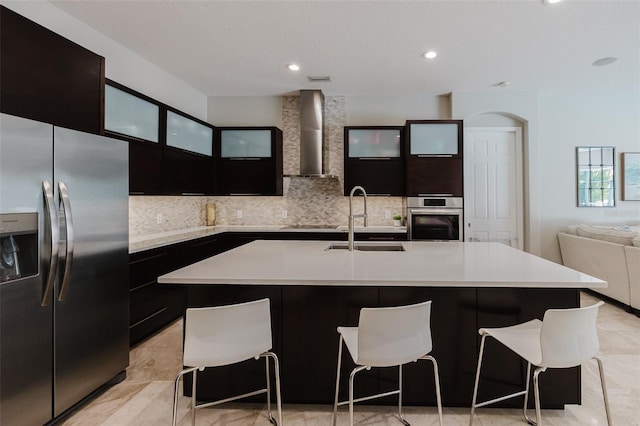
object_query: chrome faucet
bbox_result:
[348,186,368,251]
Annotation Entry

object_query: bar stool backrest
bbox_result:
[183,298,273,368]
[540,301,603,368]
[357,300,432,367]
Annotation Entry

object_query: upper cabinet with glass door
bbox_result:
[405,120,463,157]
[344,126,405,196]
[216,127,283,195]
[404,120,463,196]
[163,110,214,195]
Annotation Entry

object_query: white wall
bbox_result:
[2,0,208,121]
[346,95,450,124]
[207,96,282,126]
[539,90,640,262]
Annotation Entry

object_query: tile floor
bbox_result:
[62,292,640,425]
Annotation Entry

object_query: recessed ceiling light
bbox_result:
[421,51,437,60]
[592,57,617,66]
[286,64,300,71]
[543,0,562,4]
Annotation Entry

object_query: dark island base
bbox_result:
[183,285,580,409]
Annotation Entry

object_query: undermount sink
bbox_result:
[325,242,406,252]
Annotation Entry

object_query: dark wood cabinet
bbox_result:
[405,120,463,196]
[0,6,104,134]
[162,148,214,195]
[106,80,216,195]
[129,248,185,346]
[128,141,163,195]
[344,126,405,196]
[406,157,463,196]
[215,127,283,195]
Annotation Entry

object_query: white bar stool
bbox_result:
[331,300,443,426]
[469,301,611,426]
[171,298,283,426]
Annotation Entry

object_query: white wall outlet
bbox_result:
[236,210,243,219]
[156,213,162,224]
[384,210,391,219]
[281,210,288,219]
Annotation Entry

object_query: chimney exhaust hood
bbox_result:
[286,90,335,178]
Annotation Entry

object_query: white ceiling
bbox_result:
[49,0,639,97]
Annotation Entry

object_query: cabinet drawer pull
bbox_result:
[130,252,168,264]
[130,307,168,329]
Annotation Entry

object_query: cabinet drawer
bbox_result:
[129,250,171,290]
[130,284,183,324]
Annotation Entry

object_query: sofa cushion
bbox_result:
[633,237,640,248]
[576,224,638,246]
[565,225,579,235]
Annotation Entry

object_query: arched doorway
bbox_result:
[464,112,525,249]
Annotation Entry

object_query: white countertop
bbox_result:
[129,225,406,253]
[158,240,606,288]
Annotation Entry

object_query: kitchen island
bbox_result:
[158,240,605,408]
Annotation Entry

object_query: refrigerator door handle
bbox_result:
[41,180,59,306]
[57,182,74,301]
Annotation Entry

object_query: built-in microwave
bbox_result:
[407,197,463,241]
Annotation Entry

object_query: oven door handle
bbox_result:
[408,208,463,215]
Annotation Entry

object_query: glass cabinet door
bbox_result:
[347,128,401,158]
[220,129,272,158]
[105,84,159,143]
[408,122,460,156]
[166,111,213,156]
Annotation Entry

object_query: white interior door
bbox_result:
[464,127,523,249]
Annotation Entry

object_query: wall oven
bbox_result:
[407,197,463,241]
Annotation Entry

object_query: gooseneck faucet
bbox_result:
[348,186,368,251]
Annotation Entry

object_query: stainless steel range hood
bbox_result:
[287,90,335,178]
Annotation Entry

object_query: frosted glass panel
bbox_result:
[410,123,458,155]
[221,130,271,158]
[348,129,401,157]
[166,111,213,156]
[105,85,159,142]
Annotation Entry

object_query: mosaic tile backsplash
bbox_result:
[130,95,404,237]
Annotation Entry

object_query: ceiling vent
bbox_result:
[307,76,332,82]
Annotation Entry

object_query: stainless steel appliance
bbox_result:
[407,196,463,241]
[0,113,129,425]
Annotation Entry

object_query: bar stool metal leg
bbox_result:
[595,357,612,426]
[398,364,409,426]
[421,355,444,426]
[191,368,197,426]
[522,363,535,426]
[263,352,283,426]
[348,366,368,426]
[332,335,344,426]
[469,334,487,426]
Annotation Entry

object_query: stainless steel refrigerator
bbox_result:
[0,113,129,425]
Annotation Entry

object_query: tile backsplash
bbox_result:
[129,185,405,237]
[129,94,405,238]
